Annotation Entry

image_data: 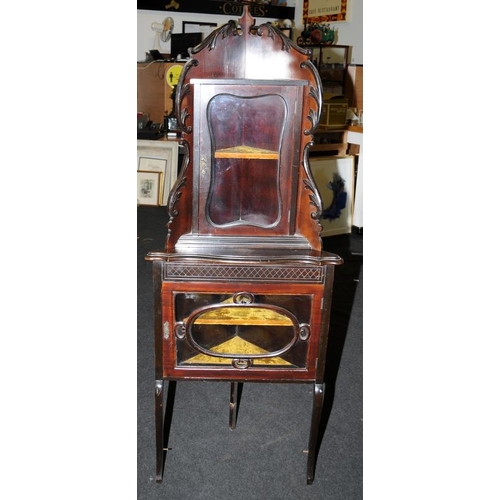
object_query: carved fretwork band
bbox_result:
[164,264,324,282]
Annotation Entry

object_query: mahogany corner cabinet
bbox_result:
[145,7,343,485]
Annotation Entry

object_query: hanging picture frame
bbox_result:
[137,140,179,206]
[137,171,163,206]
[182,21,218,40]
[303,0,350,23]
[310,155,355,236]
[279,28,292,39]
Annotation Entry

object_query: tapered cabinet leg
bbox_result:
[155,380,164,483]
[307,382,325,484]
[229,382,241,430]
[229,382,237,430]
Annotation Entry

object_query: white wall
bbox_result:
[137,0,362,64]
[335,0,363,64]
[137,9,300,62]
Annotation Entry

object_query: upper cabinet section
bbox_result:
[166,7,326,253]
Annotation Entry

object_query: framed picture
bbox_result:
[303,0,350,22]
[310,155,355,236]
[137,140,179,206]
[279,28,292,39]
[137,171,163,206]
[138,157,166,172]
[182,21,217,40]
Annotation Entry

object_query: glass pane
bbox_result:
[206,93,286,228]
[174,293,311,368]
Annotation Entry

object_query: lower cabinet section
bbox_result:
[160,275,331,381]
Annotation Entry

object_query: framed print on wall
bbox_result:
[279,27,292,38]
[182,21,217,40]
[138,157,166,172]
[137,171,163,206]
[310,155,355,236]
[303,0,350,23]
[137,140,179,205]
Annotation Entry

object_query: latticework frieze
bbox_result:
[164,264,324,282]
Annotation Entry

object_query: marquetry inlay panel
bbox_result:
[164,264,324,282]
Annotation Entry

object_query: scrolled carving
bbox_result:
[256,22,276,39]
[309,85,321,109]
[255,23,294,52]
[192,19,241,54]
[167,176,186,219]
[166,140,189,246]
[301,59,322,93]
[180,107,192,134]
[304,87,321,136]
[175,59,196,101]
[302,142,323,222]
[304,108,318,136]
[303,179,322,220]
[175,59,197,135]
[300,60,323,134]
[177,83,193,134]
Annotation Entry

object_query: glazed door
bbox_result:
[173,291,312,370]
[160,277,329,381]
[192,79,306,237]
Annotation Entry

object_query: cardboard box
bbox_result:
[320,98,348,127]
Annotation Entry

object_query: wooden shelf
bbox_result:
[310,143,347,152]
[192,306,292,326]
[346,125,363,133]
[214,145,279,159]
